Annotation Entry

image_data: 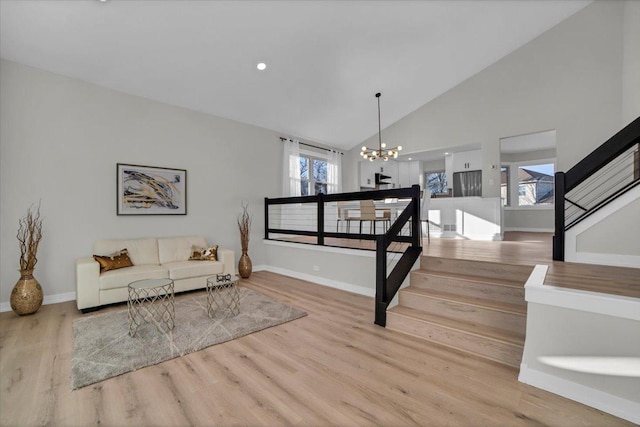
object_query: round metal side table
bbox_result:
[127,278,175,337]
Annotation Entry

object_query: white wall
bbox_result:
[622,0,640,124]
[520,302,640,424]
[349,1,625,197]
[263,241,377,297]
[577,197,640,256]
[0,59,283,304]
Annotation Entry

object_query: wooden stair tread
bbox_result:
[420,256,534,283]
[401,286,527,315]
[387,305,525,346]
[413,269,525,288]
[422,255,534,270]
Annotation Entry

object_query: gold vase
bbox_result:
[238,251,252,278]
[10,269,43,316]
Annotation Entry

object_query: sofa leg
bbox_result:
[80,306,101,314]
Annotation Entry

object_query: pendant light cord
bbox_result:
[376,92,382,151]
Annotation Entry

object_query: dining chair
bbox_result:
[359,200,391,234]
[421,188,432,243]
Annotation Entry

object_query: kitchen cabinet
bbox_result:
[452,149,482,172]
[398,161,421,188]
[359,161,376,188]
[359,162,398,189]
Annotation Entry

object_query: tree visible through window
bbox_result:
[300,156,327,196]
[426,171,448,194]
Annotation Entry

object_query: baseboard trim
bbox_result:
[518,363,640,424]
[503,227,554,233]
[257,265,375,297]
[0,291,76,313]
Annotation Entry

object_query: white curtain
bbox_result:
[327,150,342,194]
[282,139,301,196]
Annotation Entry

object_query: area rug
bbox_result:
[71,287,306,389]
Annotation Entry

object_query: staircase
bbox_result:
[386,256,533,368]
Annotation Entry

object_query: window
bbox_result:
[502,161,555,208]
[453,170,482,197]
[517,163,554,206]
[500,166,510,206]
[299,156,327,196]
[425,171,448,195]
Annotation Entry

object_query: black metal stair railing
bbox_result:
[554,117,640,261]
[265,185,422,326]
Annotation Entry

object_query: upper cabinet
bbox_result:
[359,161,376,188]
[452,149,482,172]
[398,161,421,188]
[359,161,399,189]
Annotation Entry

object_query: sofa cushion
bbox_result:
[94,238,159,266]
[158,236,208,264]
[94,249,133,272]
[164,260,223,280]
[189,245,218,261]
[99,265,169,290]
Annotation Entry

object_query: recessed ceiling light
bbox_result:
[257,62,267,71]
[444,152,449,155]
[408,157,412,160]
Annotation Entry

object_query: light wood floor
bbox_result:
[274,232,640,298]
[0,271,633,426]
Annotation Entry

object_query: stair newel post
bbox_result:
[375,235,388,327]
[553,171,566,261]
[411,184,421,247]
[317,193,325,246]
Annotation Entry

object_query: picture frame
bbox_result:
[117,163,187,215]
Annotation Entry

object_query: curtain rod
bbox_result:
[279,137,343,155]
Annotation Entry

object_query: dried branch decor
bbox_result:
[17,203,43,272]
[237,203,251,252]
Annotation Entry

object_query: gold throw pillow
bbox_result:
[189,245,218,261]
[93,249,134,272]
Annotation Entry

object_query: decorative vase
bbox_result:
[10,269,43,315]
[238,251,252,278]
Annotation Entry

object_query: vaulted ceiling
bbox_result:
[0,0,591,149]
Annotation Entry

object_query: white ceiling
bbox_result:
[0,0,590,150]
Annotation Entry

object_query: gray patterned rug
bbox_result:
[71,287,306,389]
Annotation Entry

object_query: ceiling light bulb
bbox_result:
[383,157,388,161]
[394,152,398,158]
[371,150,376,155]
[408,157,412,160]
[369,158,374,162]
[363,154,368,159]
[381,143,386,148]
[257,62,267,71]
[397,146,402,151]
[362,146,367,151]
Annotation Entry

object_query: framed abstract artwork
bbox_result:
[117,163,187,215]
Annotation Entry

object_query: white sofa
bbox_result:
[76,236,234,311]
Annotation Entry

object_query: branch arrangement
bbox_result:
[237,202,251,252]
[17,203,43,272]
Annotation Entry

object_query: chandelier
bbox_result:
[360,92,402,162]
